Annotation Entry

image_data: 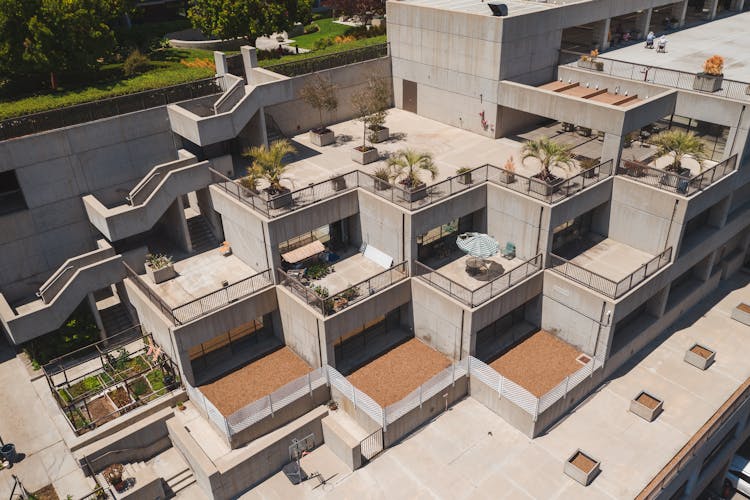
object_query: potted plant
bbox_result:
[629,391,663,422]
[239,167,261,196]
[564,450,600,486]
[243,139,297,209]
[623,157,646,177]
[577,49,604,71]
[456,167,472,185]
[176,401,186,411]
[145,253,175,284]
[351,76,391,164]
[502,156,516,184]
[331,173,348,191]
[103,463,126,492]
[623,131,639,148]
[649,130,705,173]
[373,167,391,191]
[387,149,438,202]
[299,74,338,146]
[693,55,724,92]
[579,157,599,179]
[521,137,573,196]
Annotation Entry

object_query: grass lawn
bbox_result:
[0,47,216,120]
[290,17,351,50]
[260,35,387,67]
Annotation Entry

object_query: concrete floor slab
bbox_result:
[313,252,392,296]
[565,238,655,282]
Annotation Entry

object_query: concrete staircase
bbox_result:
[187,214,219,254]
[99,302,135,337]
[165,466,197,497]
[265,113,285,144]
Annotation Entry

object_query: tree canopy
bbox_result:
[326,0,384,21]
[188,0,312,46]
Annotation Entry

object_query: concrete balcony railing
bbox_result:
[548,247,673,299]
[414,254,543,308]
[0,240,125,344]
[615,154,737,197]
[82,153,211,241]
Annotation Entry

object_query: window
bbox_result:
[0,170,27,215]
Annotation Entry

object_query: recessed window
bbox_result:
[0,170,27,215]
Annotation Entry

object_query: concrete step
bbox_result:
[186,215,219,253]
[166,468,196,495]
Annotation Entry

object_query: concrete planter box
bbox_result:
[146,263,176,284]
[374,178,390,191]
[684,344,715,370]
[331,175,348,191]
[369,126,389,143]
[577,59,604,71]
[352,147,379,165]
[731,303,750,326]
[692,73,723,93]
[456,172,473,185]
[629,391,663,422]
[400,183,428,202]
[564,450,600,486]
[529,177,561,196]
[310,129,335,147]
[746,85,750,96]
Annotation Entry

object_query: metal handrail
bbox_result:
[123,262,180,324]
[36,265,75,301]
[616,155,737,196]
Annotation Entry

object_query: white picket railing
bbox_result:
[327,366,384,425]
[468,355,603,420]
[185,366,327,438]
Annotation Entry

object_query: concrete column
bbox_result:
[114,281,138,328]
[647,285,670,317]
[637,8,653,39]
[683,461,702,497]
[708,0,720,18]
[694,253,715,281]
[596,18,612,50]
[241,45,259,85]
[730,0,745,10]
[258,107,269,148]
[88,292,108,343]
[708,195,732,228]
[162,197,192,253]
[674,0,690,27]
[213,51,228,76]
[602,133,624,164]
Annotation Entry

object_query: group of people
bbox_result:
[645,31,668,52]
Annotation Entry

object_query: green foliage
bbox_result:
[373,166,391,182]
[68,376,103,399]
[387,149,438,189]
[188,0,312,45]
[299,74,338,130]
[521,136,574,182]
[649,129,706,171]
[146,253,173,270]
[123,49,150,76]
[340,285,360,301]
[113,19,191,56]
[305,262,330,279]
[344,24,386,40]
[58,389,71,404]
[129,376,151,397]
[242,139,297,193]
[313,285,330,298]
[313,37,335,50]
[146,369,165,392]
[107,348,130,373]
[352,76,391,148]
[23,304,100,367]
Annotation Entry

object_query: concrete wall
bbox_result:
[266,58,393,137]
[276,286,324,368]
[356,190,407,264]
[0,107,178,302]
[321,415,362,471]
[411,278,467,359]
[486,184,546,259]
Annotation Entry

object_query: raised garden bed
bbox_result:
[130,376,152,398]
[31,484,59,500]
[564,450,600,486]
[684,343,715,370]
[107,387,132,409]
[629,391,663,422]
[67,376,103,399]
[86,396,118,426]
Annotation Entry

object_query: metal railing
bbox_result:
[414,254,543,308]
[549,247,672,299]
[566,52,750,102]
[360,428,384,461]
[37,244,114,304]
[123,262,180,324]
[469,355,603,421]
[186,367,327,439]
[0,76,224,141]
[616,155,737,196]
[277,261,408,316]
[264,43,389,77]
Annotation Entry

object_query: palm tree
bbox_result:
[242,139,296,194]
[386,149,438,190]
[650,130,706,172]
[521,137,574,183]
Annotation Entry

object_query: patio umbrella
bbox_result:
[456,232,499,259]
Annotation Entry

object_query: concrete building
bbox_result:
[1,3,750,499]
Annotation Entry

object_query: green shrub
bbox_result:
[313,37,335,50]
[146,369,165,392]
[305,262,330,279]
[23,304,100,367]
[313,285,329,298]
[345,24,387,40]
[129,376,151,397]
[68,376,102,399]
[123,50,150,76]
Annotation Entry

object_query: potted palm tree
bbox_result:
[145,253,175,284]
[693,55,724,93]
[579,157,599,179]
[239,167,261,196]
[521,137,574,196]
[243,139,297,209]
[649,130,705,175]
[351,77,391,164]
[387,149,438,202]
[373,167,391,191]
[456,167,472,185]
[299,74,338,146]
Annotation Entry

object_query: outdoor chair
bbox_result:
[501,242,516,260]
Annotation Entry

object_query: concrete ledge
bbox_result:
[322,414,362,471]
[118,464,165,500]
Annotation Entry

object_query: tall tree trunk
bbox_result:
[50,71,57,90]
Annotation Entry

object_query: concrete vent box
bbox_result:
[564,450,600,486]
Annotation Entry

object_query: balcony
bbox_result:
[549,237,672,299]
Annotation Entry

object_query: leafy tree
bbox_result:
[387,149,438,190]
[650,129,706,172]
[521,137,574,183]
[351,76,390,149]
[326,0,384,23]
[188,0,312,46]
[0,0,39,81]
[243,139,297,194]
[299,74,338,133]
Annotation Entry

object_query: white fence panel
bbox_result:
[499,377,538,415]
[538,378,568,413]
[468,356,500,389]
[227,397,272,432]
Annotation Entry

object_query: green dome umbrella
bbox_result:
[456,232,499,258]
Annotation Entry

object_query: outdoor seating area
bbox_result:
[488,330,583,397]
[346,338,452,407]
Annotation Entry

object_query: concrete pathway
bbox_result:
[0,341,95,499]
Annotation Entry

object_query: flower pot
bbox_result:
[146,263,176,284]
[400,183,428,202]
[331,175,347,191]
[629,391,663,422]
[564,450,600,486]
[352,146,379,165]
[456,172,472,185]
[692,73,723,93]
[310,129,335,147]
[374,178,390,191]
[369,126,390,144]
[684,344,715,370]
[577,60,604,71]
[529,177,561,197]
[266,189,293,209]
[582,168,597,179]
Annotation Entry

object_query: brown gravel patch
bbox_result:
[738,303,750,313]
[636,392,661,410]
[200,347,312,416]
[570,451,597,472]
[87,396,118,425]
[347,338,451,407]
[490,330,581,397]
[690,345,713,359]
